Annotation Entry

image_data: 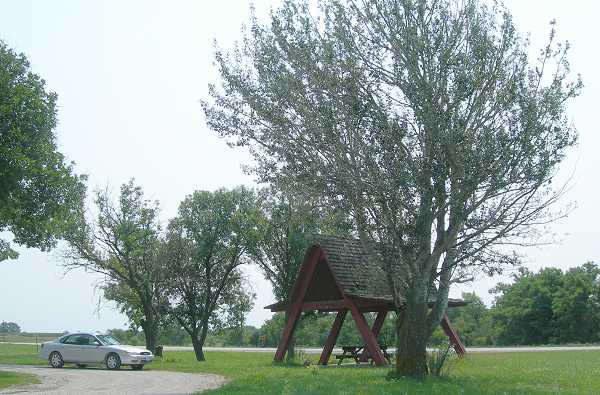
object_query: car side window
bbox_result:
[62,335,80,345]
[60,334,101,346]
[84,335,101,346]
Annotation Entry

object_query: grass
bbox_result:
[1,343,600,394]
[0,371,39,390]
[0,343,42,365]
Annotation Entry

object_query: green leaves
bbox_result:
[164,187,260,349]
[63,179,165,349]
[250,188,351,303]
[0,40,86,261]
[491,263,600,345]
[204,0,580,374]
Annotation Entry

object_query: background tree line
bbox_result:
[100,261,600,349]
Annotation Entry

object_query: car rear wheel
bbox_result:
[49,351,64,368]
[131,364,144,371]
[105,353,121,370]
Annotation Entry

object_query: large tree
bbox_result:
[203,0,580,376]
[164,187,259,361]
[0,321,21,334]
[553,263,600,343]
[0,40,86,261]
[492,263,600,345]
[63,180,166,351]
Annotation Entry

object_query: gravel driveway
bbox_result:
[0,365,226,395]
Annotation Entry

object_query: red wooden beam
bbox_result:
[440,313,466,357]
[318,310,347,365]
[301,300,347,311]
[360,310,388,362]
[346,297,387,366]
[266,299,468,312]
[266,299,394,313]
[371,310,388,337]
[274,247,322,362]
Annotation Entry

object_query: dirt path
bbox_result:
[0,365,226,395]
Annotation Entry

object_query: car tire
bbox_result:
[131,364,144,371]
[76,364,87,369]
[105,353,121,370]
[49,351,64,368]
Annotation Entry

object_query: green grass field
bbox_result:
[0,333,62,344]
[0,371,39,390]
[1,343,600,394]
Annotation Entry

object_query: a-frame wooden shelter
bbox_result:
[265,235,467,366]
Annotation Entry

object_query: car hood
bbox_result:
[109,345,152,354]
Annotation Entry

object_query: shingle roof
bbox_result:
[311,234,465,306]
[311,234,392,301]
[264,234,466,311]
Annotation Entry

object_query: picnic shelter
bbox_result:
[265,235,467,366]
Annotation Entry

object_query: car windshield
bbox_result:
[96,335,121,345]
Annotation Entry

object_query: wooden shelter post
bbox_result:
[440,313,466,356]
[360,310,388,362]
[371,310,388,337]
[318,310,347,365]
[273,248,322,362]
[347,299,387,366]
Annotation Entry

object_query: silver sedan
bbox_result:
[40,332,154,370]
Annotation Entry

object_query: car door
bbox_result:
[59,334,83,362]
[76,335,105,363]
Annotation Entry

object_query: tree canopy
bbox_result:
[63,180,166,351]
[164,187,259,361]
[0,40,86,261]
[492,263,600,345]
[204,0,580,376]
[0,321,21,334]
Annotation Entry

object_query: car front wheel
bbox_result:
[131,364,144,371]
[105,353,121,370]
[49,351,64,368]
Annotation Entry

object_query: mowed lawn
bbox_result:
[0,370,39,390]
[1,343,600,394]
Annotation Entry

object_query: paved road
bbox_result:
[162,345,600,353]
[5,342,600,354]
[0,365,226,395]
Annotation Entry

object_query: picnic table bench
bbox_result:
[335,345,393,365]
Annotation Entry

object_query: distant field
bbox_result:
[2,343,600,394]
[0,333,62,344]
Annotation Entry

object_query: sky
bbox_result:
[0,0,598,333]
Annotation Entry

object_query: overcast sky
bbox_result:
[1,0,598,333]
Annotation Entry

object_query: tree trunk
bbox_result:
[395,295,429,377]
[141,317,158,353]
[192,320,210,362]
[192,335,206,361]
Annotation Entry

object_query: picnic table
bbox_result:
[335,345,393,365]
